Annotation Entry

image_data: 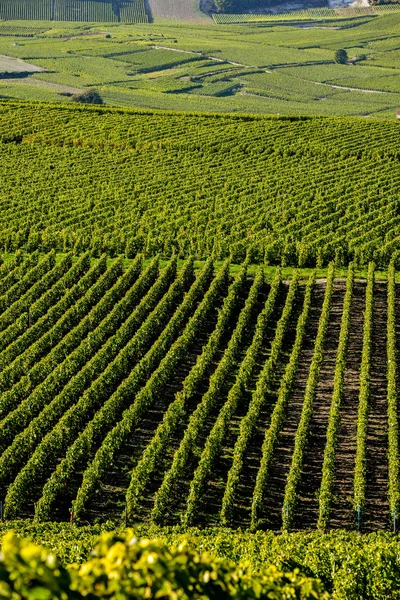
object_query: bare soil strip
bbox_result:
[129,279,254,525]
[0,55,46,74]
[293,282,346,531]
[83,293,225,523]
[329,282,366,529]
[363,282,389,531]
[196,285,289,526]
[258,284,325,531]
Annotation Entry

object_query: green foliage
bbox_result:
[5,525,400,598]
[71,89,104,105]
[0,530,328,599]
[334,49,348,64]
[0,104,399,266]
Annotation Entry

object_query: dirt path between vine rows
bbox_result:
[329,281,366,529]
[293,282,346,530]
[363,281,389,531]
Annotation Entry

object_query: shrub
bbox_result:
[0,531,328,599]
[334,49,348,64]
[71,89,104,105]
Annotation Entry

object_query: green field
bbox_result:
[0,103,399,267]
[1,6,400,598]
[0,13,399,116]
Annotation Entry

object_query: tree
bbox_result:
[71,89,104,105]
[334,49,348,64]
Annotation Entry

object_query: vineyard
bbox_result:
[213,4,400,23]
[0,0,148,22]
[0,103,400,267]
[0,9,400,599]
[0,15,398,116]
[0,247,396,535]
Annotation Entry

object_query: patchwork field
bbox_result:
[0,13,398,115]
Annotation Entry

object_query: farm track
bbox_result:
[329,282,366,529]
[258,284,325,531]
[364,282,389,531]
[293,283,346,531]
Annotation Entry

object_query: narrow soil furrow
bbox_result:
[256,283,325,531]
[61,290,226,524]
[364,282,389,531]
[293,282,346,531]
[329,281,366,530]
[130,279,257,524]
[195,285,289,526]
[226,284,305,528]
[152,280,270,525]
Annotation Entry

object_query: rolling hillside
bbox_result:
[0,15,399,116]
[0,102,398,532]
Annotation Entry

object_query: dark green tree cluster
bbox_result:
[334,49,348,64]
[71,89,104,105]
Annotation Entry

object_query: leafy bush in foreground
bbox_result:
[0,530,327,599]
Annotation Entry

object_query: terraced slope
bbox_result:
[0,252,397,532]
